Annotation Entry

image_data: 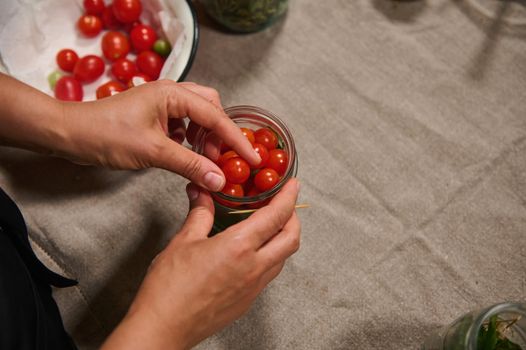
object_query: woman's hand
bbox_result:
[0,74,260,191]
[101,179,301,350]
[59,80,260,191]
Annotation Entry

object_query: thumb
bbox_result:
[177,183,215,241]
[154,139,226,192]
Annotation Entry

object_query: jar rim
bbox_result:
[192,105,297,206]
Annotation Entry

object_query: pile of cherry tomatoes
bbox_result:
[214,127,289,208]
[50,0,171,101]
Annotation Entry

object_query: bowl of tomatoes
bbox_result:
[0,0,198,101]
[192,105,298,233]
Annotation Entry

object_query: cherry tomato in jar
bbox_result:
[246,186,261,199]
[73,55,105,83]
[254,168,280,192]
[136,50,163,80]
[254,128,278,150]
[111,58,137,83]
[217,150,239,168]
[245,187,271,209]
[222,183,244,197]
[77,15,103,37]
[267,149,288,176]
[56,49,78,72]
[127,73,152,88]
[252,143,269,169]
[214,183,244,207]
[222,157,250,184]
[113,0,142,23]
[102,5,121,30]
[96,81,125,99]
[240,127,255,144]
[55,76,83,102]
[83,0,105,15]
[101,31,130,62]
[130,24,157,52]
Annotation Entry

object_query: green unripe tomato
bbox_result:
[153,39,171,58]
[48,70,64,90]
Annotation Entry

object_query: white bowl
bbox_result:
[162,0,199,81]
[0,0,199,97]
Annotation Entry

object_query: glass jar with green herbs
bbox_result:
[422,302,526,350]
[201,0,288,33]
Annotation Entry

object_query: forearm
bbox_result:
[101,307,188,350]
[0,73,71,155]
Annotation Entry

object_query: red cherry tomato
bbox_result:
[241,127,255,144]
[222,182,244,197]
[136,50,163,80]
[96,81,125,99]
[127,73,152,88]
[213,183,244,208]
[113,0,142,23]
[56,49,79,72]
[83,0,105,15]
[217,150,239,168]
[101,31,130,61]
[267,149,288,176]
[130,24,157,52]
[245,187,271,209]
[246,187,259,197]
[254,128,278,150]
[222,157,250,184]
[111,58,137,83]
[252,143,269,169]
[73,55,105,83]
[77,15,103,37]
[102,6,121,30]
[254,168,279,192]
[54,76,83,101]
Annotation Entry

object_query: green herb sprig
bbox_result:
[477,315,522,350]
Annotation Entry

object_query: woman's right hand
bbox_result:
[101,178,301,350]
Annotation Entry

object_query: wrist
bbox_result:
[39,100,74,157]
[102,304,190,350]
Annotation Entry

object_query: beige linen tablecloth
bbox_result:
[1,0,525,349]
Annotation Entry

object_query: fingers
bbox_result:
[161,81,261,167]
[185,121,222,162]
[223,179,300,249]
[153,139,226,192]
[257,211,301,270]
[256,261,285,294]
[175,183,215,241]
[203,132,222,162]
[177,82,223,108]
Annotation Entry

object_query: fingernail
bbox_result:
[186,184,200,201]
[204,172,225,192]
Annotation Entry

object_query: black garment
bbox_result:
[0,188,77,350]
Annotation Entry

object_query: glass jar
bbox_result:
[200,0,289,33]
[192,105,297,234]
[422,302,526,350]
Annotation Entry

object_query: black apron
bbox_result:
[0,187,77,350]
